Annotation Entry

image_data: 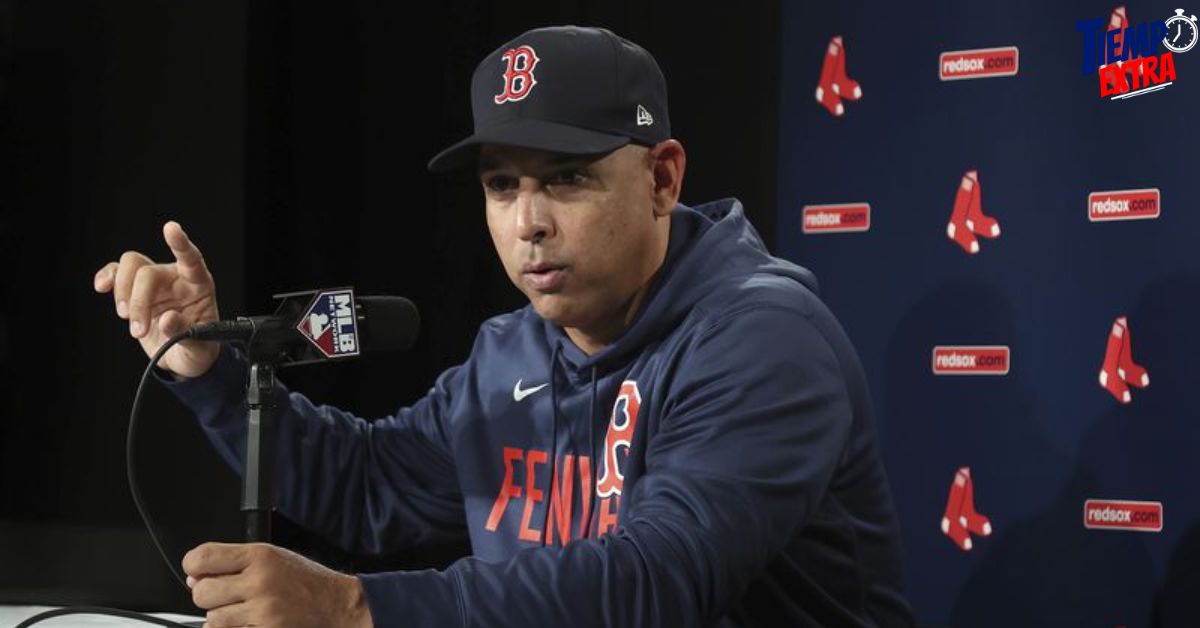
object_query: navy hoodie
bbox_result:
[162,198,913,627]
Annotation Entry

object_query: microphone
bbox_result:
[187,288,419,365]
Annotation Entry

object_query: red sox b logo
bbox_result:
[597,381,642,498]
[494,45,540,104]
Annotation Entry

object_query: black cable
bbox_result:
[14,606,199,628]
[127,330,193,591]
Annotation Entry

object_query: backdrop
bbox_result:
[778,2,1199,626]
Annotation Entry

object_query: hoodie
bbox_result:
[162,198,913,627]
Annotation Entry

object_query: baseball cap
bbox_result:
[427,25,671,173]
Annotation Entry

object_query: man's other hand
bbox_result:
[182,542,373,628]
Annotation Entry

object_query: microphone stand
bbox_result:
[242,361,276,542]
[236,307,297,544]
[238,306,302,544]
[232,290,342,543]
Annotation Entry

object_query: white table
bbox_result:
[0,606,204,627]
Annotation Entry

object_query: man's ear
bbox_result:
[647,140,686,216]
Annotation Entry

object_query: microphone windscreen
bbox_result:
[359,296,420,352]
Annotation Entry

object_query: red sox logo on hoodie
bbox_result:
[597,381,642,498]
[494,45,540,104]
[593,381,643,534]
[485,380,643,545]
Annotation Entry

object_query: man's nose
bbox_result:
[515,188,554,243]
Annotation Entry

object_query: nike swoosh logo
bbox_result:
[513,379,549,402]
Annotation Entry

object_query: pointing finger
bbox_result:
[163,221,211,285]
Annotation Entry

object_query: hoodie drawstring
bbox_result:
[543,343,562,547]
[542,346,601,547]
[586,365,597,540]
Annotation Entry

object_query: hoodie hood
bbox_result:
[543,197,819,376]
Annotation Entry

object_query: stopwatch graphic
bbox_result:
[1163,8,1198,53]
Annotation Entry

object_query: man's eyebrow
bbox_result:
[477,157,501,174]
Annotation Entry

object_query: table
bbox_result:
[0,606,204,627]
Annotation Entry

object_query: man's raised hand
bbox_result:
[93,221,221,378]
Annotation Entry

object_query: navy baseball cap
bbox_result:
[427,25,671,173]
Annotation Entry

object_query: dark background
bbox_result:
[0,0,782,614]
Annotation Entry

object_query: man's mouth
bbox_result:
[523,262,565,274]
[522,263,567,292]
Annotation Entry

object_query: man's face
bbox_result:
[478,143,667,336]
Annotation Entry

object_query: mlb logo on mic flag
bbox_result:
[297,288,361,359]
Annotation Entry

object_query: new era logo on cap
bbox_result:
[637,104,654,126]
[428,25,672,172]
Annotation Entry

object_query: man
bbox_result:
[94,25,912,627]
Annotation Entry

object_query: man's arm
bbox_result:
[357,305,853,626]
[96,220,468,554]
[160,343,468,554]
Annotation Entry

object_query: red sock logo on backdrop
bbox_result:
[946,170,1001,255]
[815,36,862,117]
[941,467,993,551]
[1099,316,1150,403]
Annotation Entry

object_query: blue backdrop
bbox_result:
[778,2,1200,626]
